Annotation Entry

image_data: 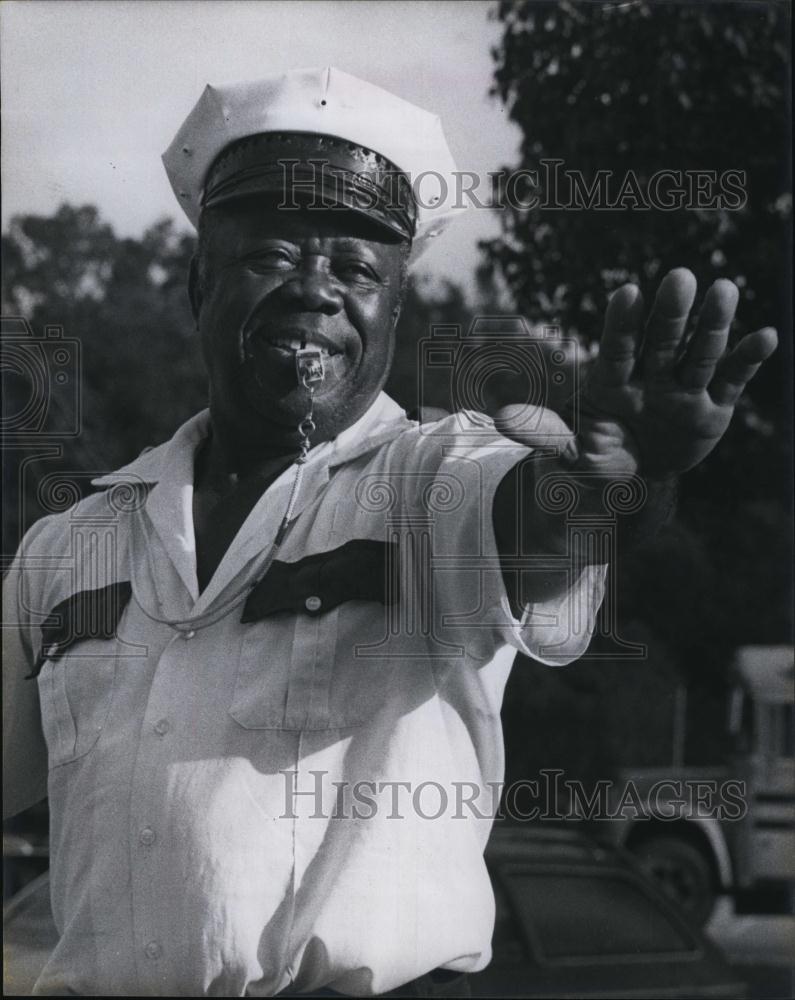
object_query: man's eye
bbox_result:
[244,250,296,271]
[335,260,378,282]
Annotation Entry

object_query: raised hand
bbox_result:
[496,268,778,480]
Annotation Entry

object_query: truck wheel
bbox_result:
[633,836,717,925]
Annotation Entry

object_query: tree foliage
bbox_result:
[486,0,792,776]
[485,1,790,343]
[2,206,208,552]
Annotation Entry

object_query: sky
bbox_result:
[0,0,522,295]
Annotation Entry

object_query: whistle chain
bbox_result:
[126,349,325,631]
[274,357,322,546]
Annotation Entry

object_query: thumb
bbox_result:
[493,404,578,455]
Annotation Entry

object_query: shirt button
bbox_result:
[182,629,196,640]
[153,719,171,736]
[305,595,322,612]
[145,941,162,960]
[139,827,156,846]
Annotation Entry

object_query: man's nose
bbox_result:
[280,262,344,314]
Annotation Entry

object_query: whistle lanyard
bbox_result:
[129,347,325,633]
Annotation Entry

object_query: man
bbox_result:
[3,68,777,997]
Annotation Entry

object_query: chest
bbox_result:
[34,557,439,770]
[192,466,289,592]
[32,461,500,769]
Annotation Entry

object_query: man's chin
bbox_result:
[238,382,361,443]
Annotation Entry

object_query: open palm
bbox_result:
[496,268,778,479]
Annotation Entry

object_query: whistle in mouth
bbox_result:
[295,347,325,385]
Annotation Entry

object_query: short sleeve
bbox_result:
[413,411,607,667]
[3,517,54,818]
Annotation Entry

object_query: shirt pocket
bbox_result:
[33,584,131,767]
[228,540,399,731]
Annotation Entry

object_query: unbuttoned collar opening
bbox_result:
[90,392,414,490]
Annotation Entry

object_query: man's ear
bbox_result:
[188,255,202,324]
[391,285,408,327]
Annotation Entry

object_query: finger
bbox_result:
[595,284,645,387]
[709,327,778,406]
[679,279,739,390]
[641,267,698,380]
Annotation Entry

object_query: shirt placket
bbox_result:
[128,624,200,992]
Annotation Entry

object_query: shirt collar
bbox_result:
[91,393,414,609]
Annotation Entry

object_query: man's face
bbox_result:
[191,201,407,450]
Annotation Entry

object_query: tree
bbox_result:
[483,1,790,416]
[2,205,207,553]
[485,0,792,769]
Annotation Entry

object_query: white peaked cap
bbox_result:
[162,66,467,259]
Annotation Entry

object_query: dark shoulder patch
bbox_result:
[27,582,133,679]
[242,540,399,622]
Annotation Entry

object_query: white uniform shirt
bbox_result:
[3,394,605,997]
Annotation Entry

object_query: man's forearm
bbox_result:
[493,455,678,608]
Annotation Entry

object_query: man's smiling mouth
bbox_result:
[244,320,345,360]
[265,335,342,358]
[241,325,350,397]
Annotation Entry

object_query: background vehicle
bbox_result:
[471,823,744,998]
[603,645,794,925]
